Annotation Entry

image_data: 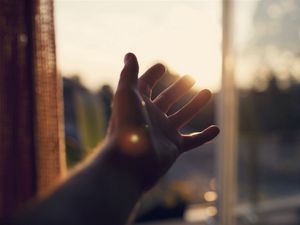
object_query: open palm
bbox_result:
[107,53,219,191]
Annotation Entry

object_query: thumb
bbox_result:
[118,53,139,89]
[112,53,147,129]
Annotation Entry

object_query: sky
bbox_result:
[54,0,258,91]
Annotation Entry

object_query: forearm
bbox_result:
[15,144,143,225]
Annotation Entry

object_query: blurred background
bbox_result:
[55,0,300,224]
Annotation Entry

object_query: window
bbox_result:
[234,0,300,224]
[55,0,222,224]
[55,0,300,224]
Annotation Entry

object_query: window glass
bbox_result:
[234,0,300,224]
[55,0,221,223]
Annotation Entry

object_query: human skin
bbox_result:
[15,53,219,225]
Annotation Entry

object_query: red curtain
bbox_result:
[0,0,66,222]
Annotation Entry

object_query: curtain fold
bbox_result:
[33,0,66,194]
[0,0,66,222]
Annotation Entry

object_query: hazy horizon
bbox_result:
[55,0,258,91]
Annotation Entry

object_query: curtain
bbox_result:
[0,0,66,222]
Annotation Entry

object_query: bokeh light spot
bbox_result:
[206,206,218,217]
[204,191,218,202]
[129,133,139,143]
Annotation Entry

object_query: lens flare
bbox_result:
[130,134,139,143]
[119,129,147,155]
[204,191,218,202]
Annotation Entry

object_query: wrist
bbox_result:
[93,140,145,194]
[95,137,160,192]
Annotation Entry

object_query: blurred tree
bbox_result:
[97,84,114,130]
[63,77,109,167]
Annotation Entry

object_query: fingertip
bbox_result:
[202,89,212,97]
[207,125,220,138]
[124,52,136,64]
[195,89,212,103]
[182,75,196,87]
[155,63,166,74]
[181,125,220,152]
[124,53,138,73]
[120,52,139,84]
[139,63,166,91]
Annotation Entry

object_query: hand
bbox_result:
[104,53,219,191]
[14,53,219,225]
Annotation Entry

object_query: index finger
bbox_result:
[138,63,165,97]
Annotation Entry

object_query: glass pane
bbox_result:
[234,0,300,224]
[55,0,221,223]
